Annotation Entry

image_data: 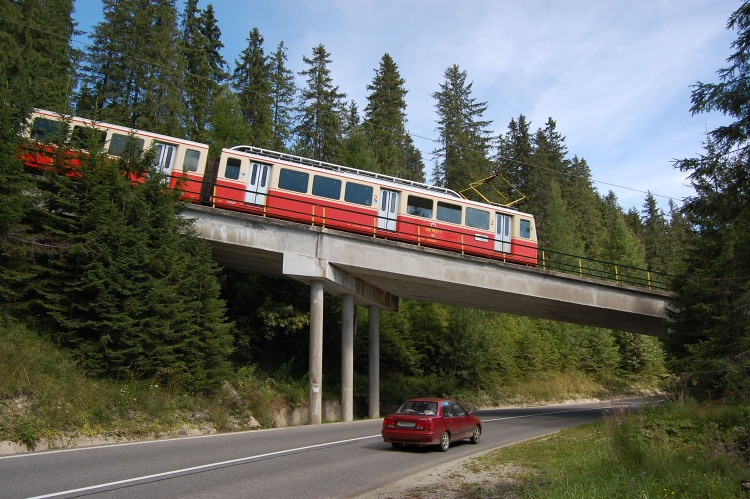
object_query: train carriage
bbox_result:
[20,110,537,266]
[211,146,538,265]
[22,109,210,202]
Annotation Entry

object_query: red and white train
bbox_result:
[22,109,538,265]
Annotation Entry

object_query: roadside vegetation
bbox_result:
[437,399,750,498]
[0,318,662,449]
[1,7,749,499]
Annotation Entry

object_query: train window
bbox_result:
[466,207,490,230]
[108,133,145,158]
[183,149,201,172]
[520,219,532,239]
[70,126,107,150]
[437,201,462,224]
[407,195,433,218]
[344,182,373,206]
[312,175,342,200]
[224,157,242,180]
[279,168,309,193]
[30,117,67,144]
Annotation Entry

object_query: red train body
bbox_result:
[22,110,538,266]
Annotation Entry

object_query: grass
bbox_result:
[453,397,750,498]
[0,320,307,448]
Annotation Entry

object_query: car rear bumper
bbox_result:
[381,430,438,445]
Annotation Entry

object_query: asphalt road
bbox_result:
[0,399,645,498]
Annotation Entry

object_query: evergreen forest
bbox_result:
[1,0,748,442]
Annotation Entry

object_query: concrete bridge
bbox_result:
[182,204,672,423]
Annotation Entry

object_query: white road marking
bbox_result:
[28,434,382,498]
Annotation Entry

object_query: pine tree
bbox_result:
[233,27,274,148]
[640,192,670,273]
[0,0,77,112]
[181,0,228,143]
[337,101,378,171]
[495,115,534,204]
[23,147,233,390]
[363,53,410,177]
[208,84,253,153]
[79,0,185,135]
[0,0,76,316]
[267,41,296,151]
[295,44,346,162]
[668,2,750,398]
[431,64,493,191]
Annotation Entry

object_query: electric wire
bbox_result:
[2,14,688,206]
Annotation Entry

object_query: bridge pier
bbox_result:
[368,305,380,418]
[309,280,324,425]
[341,294,354,422]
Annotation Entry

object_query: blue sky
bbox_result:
[70,0,737,212]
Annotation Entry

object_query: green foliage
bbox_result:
[295,44,346,162]
[0,321,306,445]
[78,0,185,134]
[181,0,228,143]
[363,53,424,179]
[267,41,297,151]
[457,399,749,498]
[431,64,493,190]
[669,1,750,399]
[0,0,77,112]
[3,135,233,392]
[233,27,274,148]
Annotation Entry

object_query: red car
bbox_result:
[382,398,482,452]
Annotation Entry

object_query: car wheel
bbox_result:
[470,425,481,444]
[438,431,450,452]
[391,443,403,450]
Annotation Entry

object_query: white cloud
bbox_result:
[73,0,738,210]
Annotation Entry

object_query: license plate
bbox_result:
[396,421,416,428]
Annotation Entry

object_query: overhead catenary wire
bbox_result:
[3,14,687,207]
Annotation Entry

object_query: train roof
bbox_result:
[32,109,210,150]
[226,145,532,217]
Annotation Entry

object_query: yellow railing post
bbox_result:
[578,258,583,277]
[647,271,651,289]
[615,265,619,283]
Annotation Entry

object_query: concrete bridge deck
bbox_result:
[182,204,672,423]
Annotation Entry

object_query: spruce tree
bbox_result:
[0,0,77,112]
[431,64,493,191]
[268,41,296,152]
[295,44,346,162]
[668,1,750,397]
[79,0,185,135]
[363,53,410,177]
[181,0,228,143]
[495,115,534,203]
[13,137,233,390]
[337,101,378,171]
[233,27,274,148]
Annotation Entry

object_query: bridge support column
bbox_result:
[368,305,380,419]
[309,280,324,425]
[341,294,354,422]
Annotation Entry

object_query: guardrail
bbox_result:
[198,182,673,293]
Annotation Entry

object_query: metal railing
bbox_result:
[194,181,673,293]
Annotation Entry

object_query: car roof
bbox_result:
[403,398,454,403]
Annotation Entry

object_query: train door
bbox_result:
[244,161,270,205]
[495,213,512,253]
[378,189,399,231]
[153,142,176,175]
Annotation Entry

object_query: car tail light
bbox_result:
[383,417,396,429]
[416,419,433,431]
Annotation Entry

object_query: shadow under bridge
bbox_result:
[182,204,672,423]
